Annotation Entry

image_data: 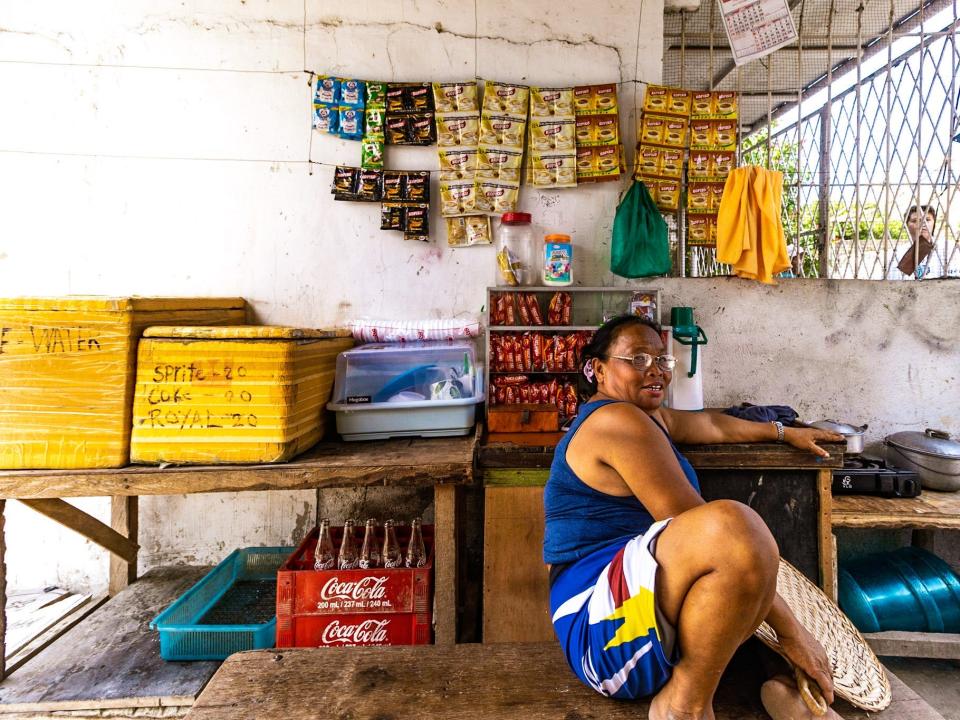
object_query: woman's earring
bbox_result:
[583,358,595,382]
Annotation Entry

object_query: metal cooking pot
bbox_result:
[885,429,960,492]
[809,420,868,455]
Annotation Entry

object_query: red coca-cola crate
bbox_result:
[276,524,433,647]
[279,612,432,647]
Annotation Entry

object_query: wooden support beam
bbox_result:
[1,499,6,681]
[433,484,458,645]
[19,499,139,564]
[817,469,836,599]
[109,496,139,596]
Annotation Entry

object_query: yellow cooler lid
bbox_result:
[142,325,352,340]
[0,296,246,312]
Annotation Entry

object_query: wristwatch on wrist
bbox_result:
[772,420,785,443]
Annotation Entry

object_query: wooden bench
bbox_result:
[185,642,945,719]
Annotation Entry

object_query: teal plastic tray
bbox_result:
[150,547,292,661]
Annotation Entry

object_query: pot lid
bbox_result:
[885,429,960,460]
[809,419,868,435]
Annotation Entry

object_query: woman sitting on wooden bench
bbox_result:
[544,314,843,720]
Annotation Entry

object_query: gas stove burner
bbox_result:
[833,456,921,498]
[842,455,885,471]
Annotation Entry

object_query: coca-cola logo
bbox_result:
[321,618,390,645]
[320,575,389,601]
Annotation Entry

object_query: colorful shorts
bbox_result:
[550,519,677,700]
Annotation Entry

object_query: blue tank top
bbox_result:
[543,399,701,565]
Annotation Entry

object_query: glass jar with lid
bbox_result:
[495,212,535,286]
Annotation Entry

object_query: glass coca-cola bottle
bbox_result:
[382,519,402,569]
[338,519,359,570]
[359,518,381,569]
[313,518,335,570]
[405,517,427,568]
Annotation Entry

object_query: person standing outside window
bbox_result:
[894,205,938,279]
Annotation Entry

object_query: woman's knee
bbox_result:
[684,500,779,584]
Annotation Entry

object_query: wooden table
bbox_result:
[479,439,845,644]
[0,434,478,678]
[184,644,944,720]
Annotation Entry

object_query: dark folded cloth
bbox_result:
[723,403,799,425]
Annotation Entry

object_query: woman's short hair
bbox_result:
[906,204,937,225]
[580,314,663,392]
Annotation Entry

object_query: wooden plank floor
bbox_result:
[0,566,220,713]
[186,643,944,720]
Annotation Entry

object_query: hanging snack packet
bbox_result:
[530,87,574,118]
[332,166,360,200]
[386,115,410,145]
[315,76,339,105]
[446,216,469,246]
[475,179,520,214]
[438,148,479,180]
[365,108,385,136]
[366,82,387,109]
[531,153,577,189]
[479,114,527,148]
[433,82,479,113]
[466,215,492,245]
[404,171,430,202]
[313,105,337,133]
[668,88,692,116]
[440,181,477,216]
[404,204,430,236]
[691,91,713,116]
[482,81,530,115]
[410,113,436,144]
[340,79,365,108]
[643,85,669,114]
[356,169,382,202]
[382,172,405,202]
[436,113,480,147]
[529,118,577,152]
[361,136,384,169]
[476,146,523,183]
[338,107,364,139]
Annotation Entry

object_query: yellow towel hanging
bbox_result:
[716,165,790,284]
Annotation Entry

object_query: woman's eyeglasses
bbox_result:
[608,353,677,372]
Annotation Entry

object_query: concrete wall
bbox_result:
[1,1,957,594]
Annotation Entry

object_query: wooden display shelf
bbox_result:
[0,435,476,499]
[832,490,960,529]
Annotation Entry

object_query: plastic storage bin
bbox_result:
[276,524,433,647]
[0,296,246,469]
[327,341,483,441]
[150,546,293,661]
[130,326,354,464]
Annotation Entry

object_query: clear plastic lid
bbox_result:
[330,341,480,406]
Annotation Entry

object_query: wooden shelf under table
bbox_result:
[832,489,960,530]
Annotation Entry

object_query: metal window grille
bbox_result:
[663,0,959,279]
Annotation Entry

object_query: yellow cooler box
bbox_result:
[130,326,354,464]
[0,296,247,469]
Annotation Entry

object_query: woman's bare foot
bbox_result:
[648,680,715,720]
[760,675,842,720]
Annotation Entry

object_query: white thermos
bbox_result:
[666,307,707,411]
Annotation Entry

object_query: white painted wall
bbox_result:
[0,0,663,593]
[1,1,957,594]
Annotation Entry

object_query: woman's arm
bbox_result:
[660,409,843,457]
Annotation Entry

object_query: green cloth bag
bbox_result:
[610,180,671,277]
